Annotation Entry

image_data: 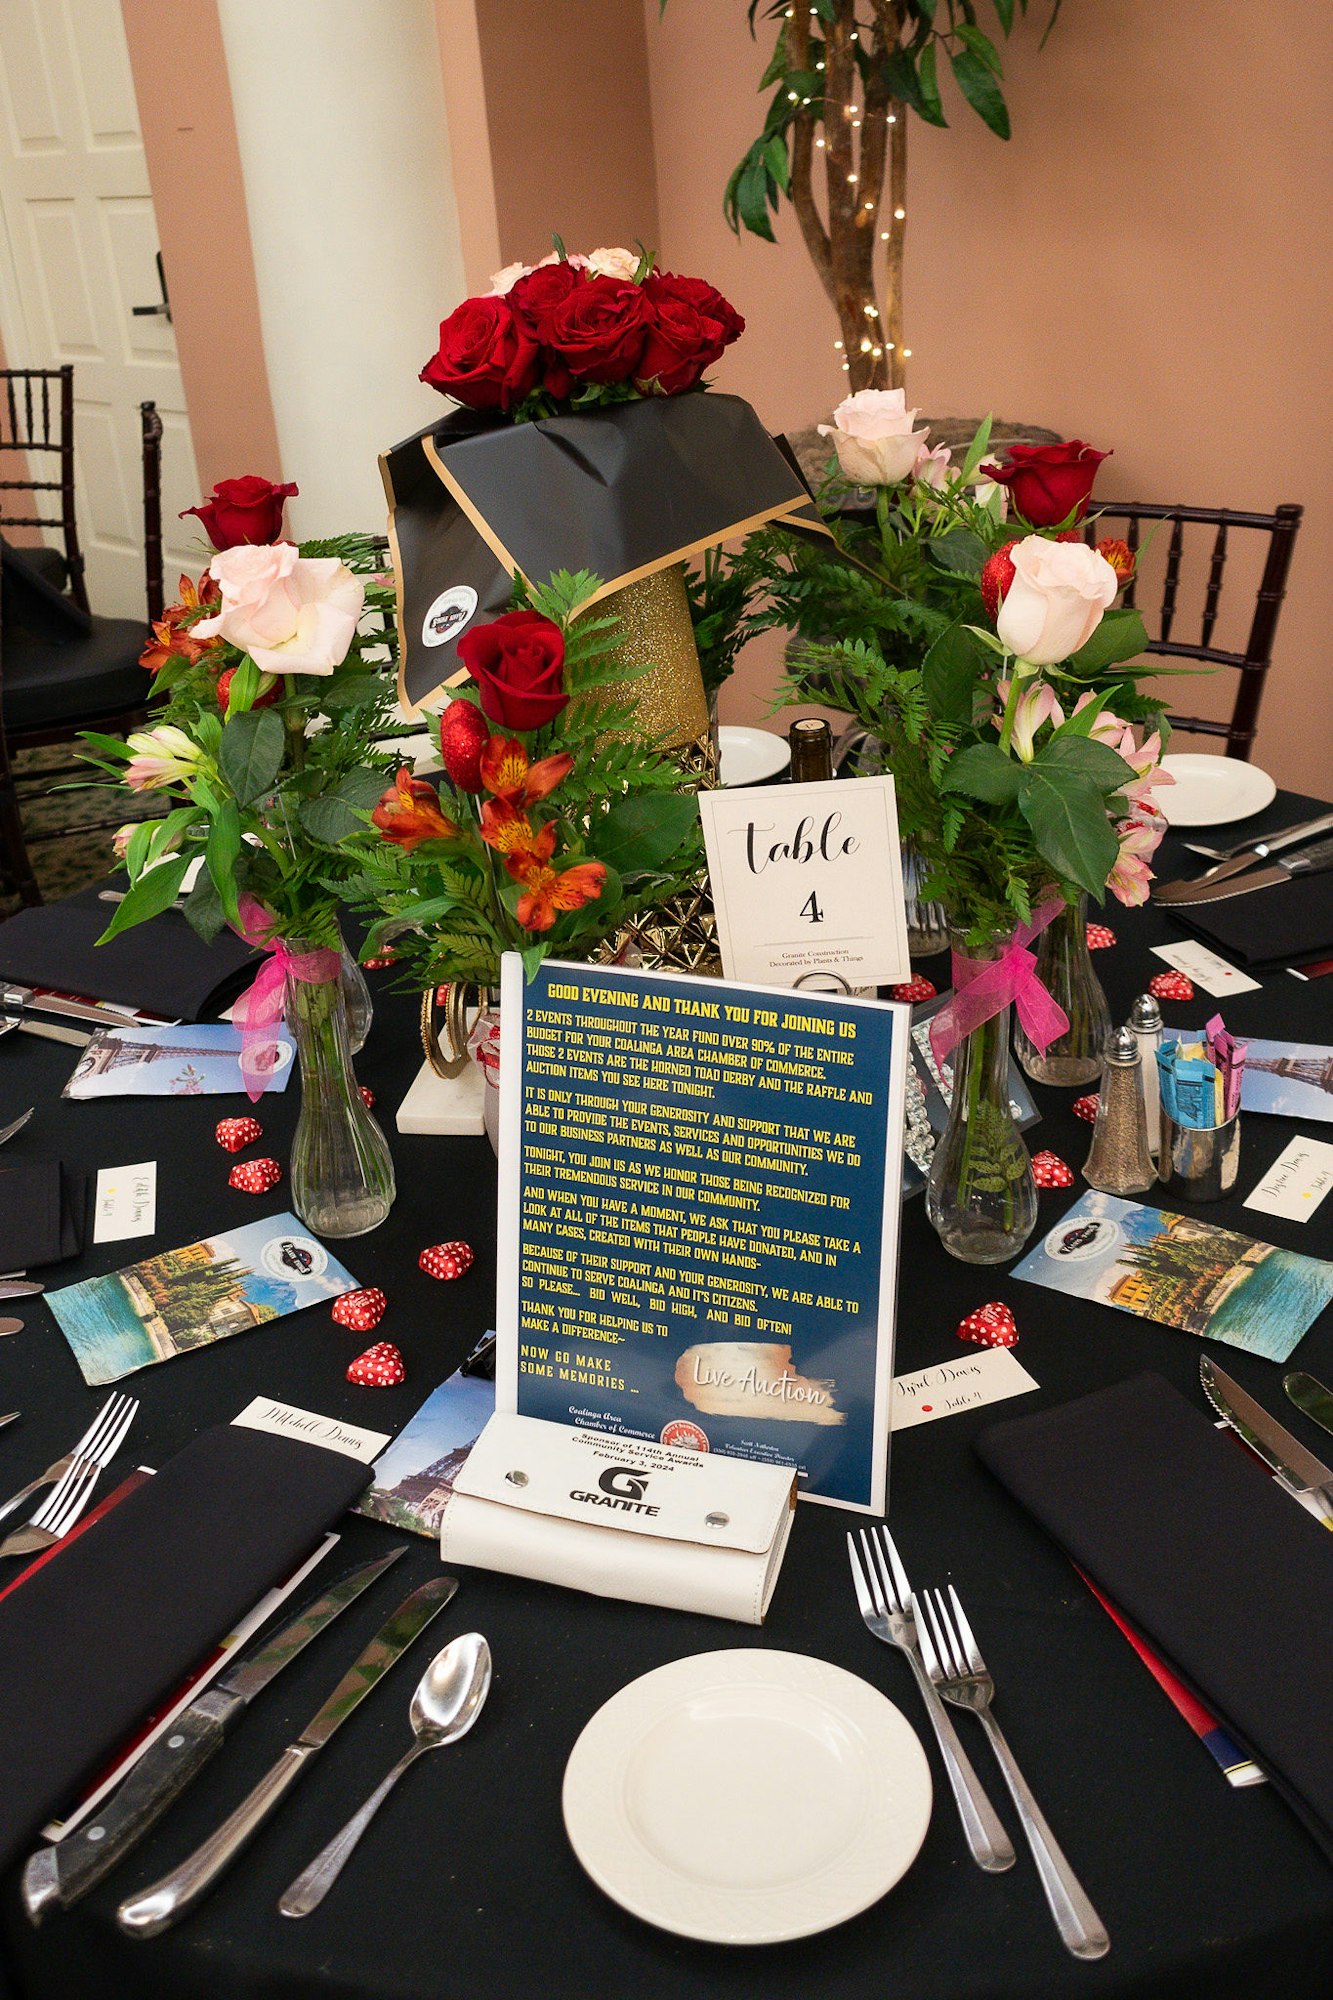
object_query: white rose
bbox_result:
[195,550,365,677]
[818,387,928,487]
[487,261,531,295]
[585,246,640,282]
[995,536,1120,667]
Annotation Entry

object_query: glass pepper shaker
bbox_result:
[1083,1026,1156,1195]
[1130,992,1164,1164]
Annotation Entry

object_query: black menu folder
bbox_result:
[0,885,257,1022]
[0,1422,373,1875]
[1176,872,1333,972]
[977,1373,1333,1858]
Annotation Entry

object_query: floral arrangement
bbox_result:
[739,392,1178,942]
[420,243,745,423]
[83,475,402,955]
[347,571,705,987]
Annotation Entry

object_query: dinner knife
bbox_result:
[21,1547,407,1923]
[1199,1357,1333,1526]
[1161,834,1333,906]
[116,1574,458,1938]
[0,1014,93,1049]
[1181,809,1333,864]
[1284,1371,1333,1446]
[1159,810,1333,898]
[0,985,125,1030]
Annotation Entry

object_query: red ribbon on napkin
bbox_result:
[230,894,339,1102]
[929,898,1069,1068]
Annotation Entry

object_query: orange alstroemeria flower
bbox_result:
[139,571,223,673]
[478,796,536,854]
[371,768,460,851]
[478,735,573,807]
[1095,537,1136,588]
[504,823,606,933]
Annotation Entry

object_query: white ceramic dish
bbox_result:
[562,1649,932,1945]
[1157,754,1277,828]
[718,725,790,788]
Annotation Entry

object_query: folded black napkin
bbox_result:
[0,886,257,1022]
[977,1372,1333,1859]
[0,1422,371,1874]
[0,1159,84,1269]
[1175,872,1333,971]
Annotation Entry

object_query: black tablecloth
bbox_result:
[2,792,1332,2000]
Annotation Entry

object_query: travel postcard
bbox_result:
[1179,1030,1333,1125]
[1012,1191,1333,1362]
[63,1022,294,1099]
[357,1368,496,1538]
[47,1215,359,1386]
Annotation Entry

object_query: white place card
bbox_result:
[699,775,910,990]
[1152,940,1262,997]
[891,1347,1038,1431]
[93,1161,157,1244]
[232,1397,390,1464]
[1244,1136,1333,1224]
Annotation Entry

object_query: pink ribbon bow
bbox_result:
[928,899,1070,1070]
[231,894,340,1102]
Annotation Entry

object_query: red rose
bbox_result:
[979,441,1110,528]
[457,611,568,731]
[633,274,730,397]
[181,475,298,550]
[647,273,745,347]
[420,296,540,412]
[545,275,651,386]
[508,262,585,341]
[438,698,491,792]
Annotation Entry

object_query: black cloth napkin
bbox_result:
[1176,872,1333,971]
[0,1422,371,1875]
[0,1160,84,1270]
[977,1372,1333,1860]
[0,887,257,1021]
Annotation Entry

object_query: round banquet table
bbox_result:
[2,791,1332,2000]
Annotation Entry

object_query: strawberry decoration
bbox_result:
[332,1287,388,1333]
[362,955,397,971]
[438,699,491,793]
[890,976,937,1004]
[359,1085,376,1109]
[1072,1093,1100,1124]
[1031,1149,1075,1189]
[957,1301,1019,1349]
[216,1115,263,1153]
[216,666,278,713]
[1148,970,1195,1002]
[419,1241,474,1281]
[228,1157,281,1194]
[1085,923,1116,951]
[346,1341,406,1388]
[980,539,1019,621]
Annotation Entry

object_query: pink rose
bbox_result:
[995,536,1120,666]
[194,548,364,677]
[487,261,532,295]
[818,388,929,486]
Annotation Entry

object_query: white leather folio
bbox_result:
[440,1415,797,1624]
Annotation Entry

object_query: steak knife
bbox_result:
[1200,1357,1333,1526]
[0,985,126,1030]
[1156,810,1333,900]
[1162,834,1333,906]
[1284,1371,1333,1447]
[22,1547,406,1922]
[116,1573,458,1938]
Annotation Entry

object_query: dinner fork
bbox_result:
[0,1394,139,1557]
[917,1585,1109,1961]
[847,1529,1014,1872]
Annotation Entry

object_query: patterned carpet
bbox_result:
[0,741,165,921]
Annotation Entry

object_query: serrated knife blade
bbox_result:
[1200,1357,1333,1526]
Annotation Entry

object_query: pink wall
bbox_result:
[643,0,1333,792]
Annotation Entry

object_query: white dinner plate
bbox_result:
[562,1649,932,1945]
[718,725,790,788]
[1157,754,1277,827]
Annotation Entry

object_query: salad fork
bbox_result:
[917,1585,1109,1961]
[847,1529,1014,1872]
[0,1394,139,1556]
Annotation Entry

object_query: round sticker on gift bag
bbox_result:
[421,585,478,649]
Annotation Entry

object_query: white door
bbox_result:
[0,0,200,617]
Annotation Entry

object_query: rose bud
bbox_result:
[438,699,492,792]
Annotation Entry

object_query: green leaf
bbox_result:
[96,854,190,944]
[994,0,1016,31]
[182,863,226,945]
[224,656,260,715]
[594,793,700,876]
[957,22,1004,74]
[950,47,1011,137]
[521,944,549,982]
[1066,606,1149,674]
[125,819,157,881]
[917,40,944,122]
[1017,765,1118,898]
[1037,732,1137,792]
[763,129,791,195]
[956,413,994,485]
[927,527,988,577]
[939,743,1024,804]
[297,766,392,845]
[922,621,989,723]
[218,708,284,805]
[205,800,243,925]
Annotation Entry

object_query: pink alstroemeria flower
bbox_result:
[123,725,202,792]
[995,678,1064,762]
[1109,814,1166,907]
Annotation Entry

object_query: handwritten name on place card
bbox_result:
[1244,1136,1333,1224]
[1152,940,1262,997]
[892,1347,1038,1431]
[93,1161,157,1244]
[233,1397,390,1464]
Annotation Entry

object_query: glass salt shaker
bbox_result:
[1083,1026,1156,1195]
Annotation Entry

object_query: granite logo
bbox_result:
[568,1463,659,1517]
[421,584,478,649]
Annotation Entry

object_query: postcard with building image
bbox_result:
[357,1369,496,1538]
[1012,1191,1333,1363]
[47,1215,359,1386]
[63,1023,295,1100]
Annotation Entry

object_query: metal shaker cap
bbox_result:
[1130,993,1163,1033]
[1105,1025,1140,1065]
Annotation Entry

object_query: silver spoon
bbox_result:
[278,1630,492,1919]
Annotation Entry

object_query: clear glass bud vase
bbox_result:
[338,939,372,1055]
[1014,894,1110,1088]
[926,933,1037,1264]
[285,958,395,1237]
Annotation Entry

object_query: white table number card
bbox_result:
[699,775,911,991]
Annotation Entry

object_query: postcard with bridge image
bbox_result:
[46,1215,360,1386]
[1013,1191,1333,1363]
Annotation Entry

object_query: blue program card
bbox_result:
[496,957,909,1512]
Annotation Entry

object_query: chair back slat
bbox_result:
[0,365,89,612]
[1200,521,1228,649]
[1159,516,1185,643]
